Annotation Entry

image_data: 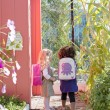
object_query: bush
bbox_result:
[90,74,110,110]
[0,95,26,110]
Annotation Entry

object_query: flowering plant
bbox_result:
[0,19,21,94]
[0,95,26,110]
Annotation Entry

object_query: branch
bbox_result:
[0,31,7,35]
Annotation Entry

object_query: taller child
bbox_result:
[58,45,78,110]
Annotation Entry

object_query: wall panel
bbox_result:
[0,0,31,104]
[31,0,41,64]
[1,0,16,96]
[31,0,42,96]
[14,0,31,103]
[0,0,2,92]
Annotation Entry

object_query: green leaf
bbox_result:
[106,38,110,48]
[10,41,15,46]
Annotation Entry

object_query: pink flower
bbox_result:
[0,58,4,68]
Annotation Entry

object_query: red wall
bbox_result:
[31,0,41,64]
[0,0,31,103]
[31,0,42,96]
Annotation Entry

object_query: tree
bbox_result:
[75,0,110,87]
[41,0,88,67]
[74,0,110,109]
[41,0,71,67]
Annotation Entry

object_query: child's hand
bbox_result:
[54,69,58,73]
[50,77,56,82]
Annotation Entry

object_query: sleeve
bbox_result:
[42,68,51,80]
[50,67,56,72]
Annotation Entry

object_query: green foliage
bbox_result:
[75,0,110,87]
[0,95,26,110]
[90,74,110,110]
[74,0,110,109]
[41,0,72,67]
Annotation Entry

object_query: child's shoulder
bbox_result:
[59,57,75,63]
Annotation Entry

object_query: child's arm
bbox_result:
[50,67,58,80]
[49,77,56,82]
[50,67,58,73]
[43,68,56,81]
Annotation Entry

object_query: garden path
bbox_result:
[31,94,87,110]
[31,80,87,110]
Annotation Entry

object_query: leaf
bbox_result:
[10,41,15,46]
[16,44,20,48]
[106,38,110,48]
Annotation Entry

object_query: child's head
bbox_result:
[58,45,76,59]
[38,48,52,69]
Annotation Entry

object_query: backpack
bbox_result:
[58,58,76,80]
[32,64,42,86]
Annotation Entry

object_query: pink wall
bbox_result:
[0,0,31,103]
[31,0,42,96]
[31,0,41,64]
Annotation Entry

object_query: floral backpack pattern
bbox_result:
[58,58,76,80]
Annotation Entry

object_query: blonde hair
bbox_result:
[38,49,52,70]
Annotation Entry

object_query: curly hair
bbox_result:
[58,45,76,59]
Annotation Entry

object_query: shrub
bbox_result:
[0,95,26,110]
[90,74,110,110]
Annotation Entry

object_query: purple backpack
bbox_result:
[32,64,42,86]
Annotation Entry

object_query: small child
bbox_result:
[58,45,78,110]
[38,48,56,110]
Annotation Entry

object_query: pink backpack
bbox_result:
[32,64,42,86]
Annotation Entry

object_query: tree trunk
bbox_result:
[71,0,74,43]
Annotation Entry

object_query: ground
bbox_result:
[31,94,87,110]
[31,80,88,110]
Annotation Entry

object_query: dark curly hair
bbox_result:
[58,45,76,59]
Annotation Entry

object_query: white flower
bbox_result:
[7,19,15,30]
[7,19,16,42]
[12,71,17,84]
[12,76,17,84]
[15,61,21,70]
[0,104,5,110]
[8,25,15,31]
[1,84,6,94]
[12,71,17,77]
[10,29,16,35]
[8,31,16,42]
[3,67,10,76]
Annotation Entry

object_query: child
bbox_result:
[38,48,56,110]
[58,45,78,110]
